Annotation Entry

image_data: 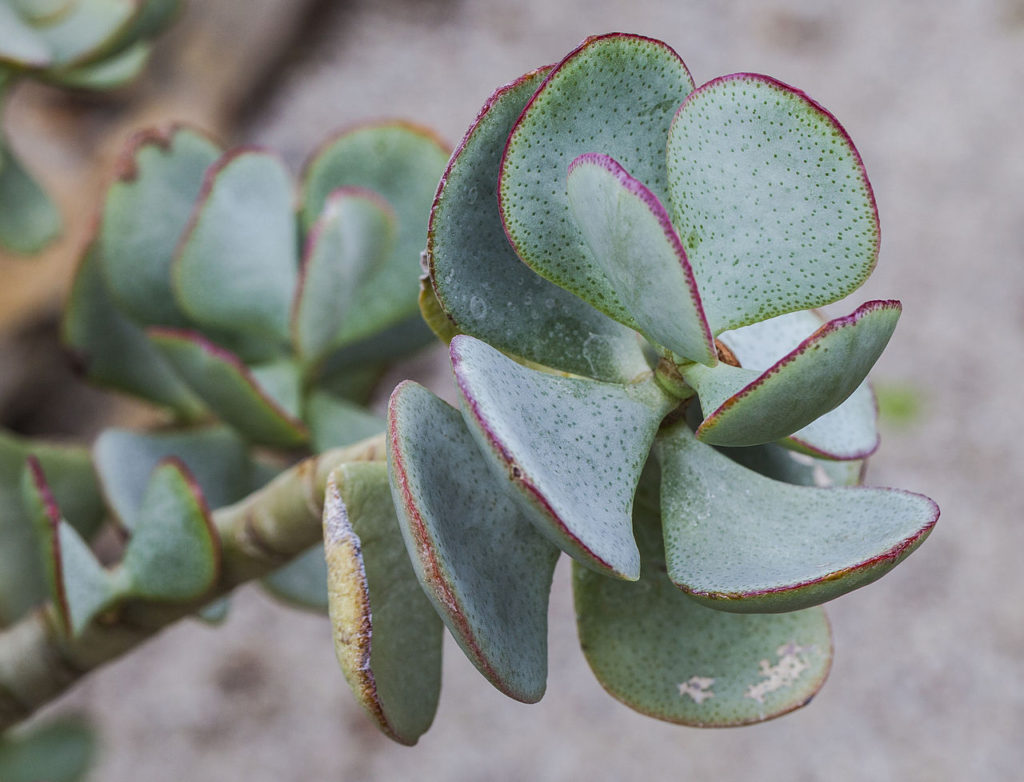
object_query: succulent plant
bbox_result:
[324,32,940,739]
[0,0,184,253]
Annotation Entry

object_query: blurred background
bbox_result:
[2,0,1022,778]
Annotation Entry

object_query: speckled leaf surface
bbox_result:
[685,301,899,447]
[63,244,206,417]
[149,329,308,448]
[499,34,694,318]
[262,545,328,612]
[575,477,832,726]
[23,459,116,636]
[325,462,442,744]
[93,425,251,531]
[717,310,879,458]
[305,390,383,451]
[451,335,672,580]
[174,149,298,342]
[119,459,219,601]
[666,74,879,333]
[293,187,395,362]
[301,123,449,347]
[387,381,558,702]
[429,65,648,383]
[100,125,220,326]
[0,136,60,253]
[566,153,715,364]
[656,422,938,612]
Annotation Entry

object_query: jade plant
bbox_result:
[0,0,184,253]
[0,30,938,764]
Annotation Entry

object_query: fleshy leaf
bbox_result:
[325,462,443,744]
[119,459,219,601]
[100,125,221,326]
[0,717,95,782]
[0,137,60,254]
[429,65,648,382]
[315,314,433,388]
[63,244,207,417]
[566,153,715,364]
[149,329,309,448]
[93,425,251,531]
[575,480,832,726]
[685,301,899,448]
[292,187,395,362]
[656,422,938,612]
[173,149,298,341]
[46,40,150,89]
[261,546,328,612]
[451,335,673,580]
[666,73,879,333]
[305,390,384,451]
[499,34,694,319]
[720,443,864,488]
[388,380,558,702]
[33,0,138,68]
[718,310,879,459]
[301,123,449,347]
[0,5,52,67]
[23,459,117,637]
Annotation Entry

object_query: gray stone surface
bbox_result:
[30,0,1024,778]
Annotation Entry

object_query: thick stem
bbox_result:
[0,432,386,731]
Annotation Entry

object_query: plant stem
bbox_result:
[0,432,387,732]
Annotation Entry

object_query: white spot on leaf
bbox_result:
[677,675,716,704]
[745,642,813,704]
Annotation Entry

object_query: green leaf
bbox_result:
[23,458,117,636]
[10,0,74,24]
[656,421,938,612]
[119,459,219,601]
[499,34,694,323]
[62,243,207,417]
[451,335,672,580]
[566,152,715,364]
[149,329,309,448]
[305,390,383,451]
[666,74,879,333]
[0,717,95,782]
[93,425,252,531]
[388,380,558,702]
[718,442,864,488]
[99,124,221,326]
[0,136,60,254]
[196,595,230,624]
[325,462,443,744]
[315,313,433,385]
[718,310,879,458]
[429,65,648,383]
[301,123,450,347]
[46,40,150,89]
[0,4,52,67]
[173,149,298,342]
[684,301,900,448]
[292,187,395,362]
[32,0,138,68]
[261,545,328,612]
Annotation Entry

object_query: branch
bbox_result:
[0,432,386,731]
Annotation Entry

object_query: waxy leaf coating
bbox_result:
[656,422,938,612]
[388,380,559,702]
[666,74,879,333]
[325,462,442,745]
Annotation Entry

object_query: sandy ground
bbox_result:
[18,0,1024,778]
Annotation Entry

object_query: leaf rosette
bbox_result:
[388,33,940,727]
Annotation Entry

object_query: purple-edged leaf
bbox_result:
[292,187,395,362]
[575,490,832,726]
[566,153,715,364]
[429,65,648,382]
[100,125,221,326]
[325,462,442,745]
[93,425,252,531]
[685,301,900,448]
[0,135,60,254]
[666,74,879,333]
[23,459,116,637]
[656,421,938,613]
[149,329,308,448]
[63,244,207,417]
[500,34,694,319]
[118,459,219,601]
[173,149,298,342]
[388,381,558,702]
[301,123,450,348]
[718,310,879,459]
[451,335,673,580]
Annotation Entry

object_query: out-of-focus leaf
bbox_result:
[0,717,95,782]
[0,136,60,253]
[305,390,384,451]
